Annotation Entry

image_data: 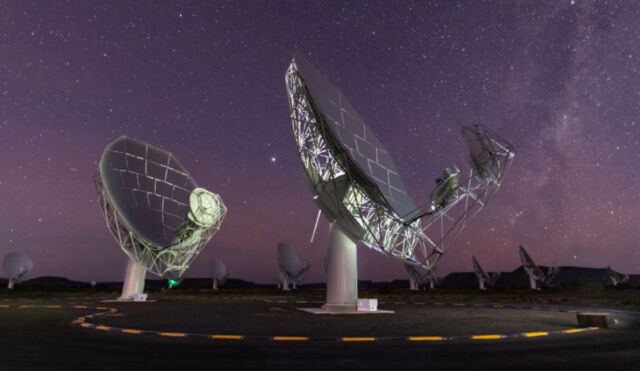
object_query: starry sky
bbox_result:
[1,1,639,283]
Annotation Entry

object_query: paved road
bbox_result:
[0,298,639,370]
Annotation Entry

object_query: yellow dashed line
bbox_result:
[524,332,548,338]
[472,334,504,340]
[159,332,187,337]
[55,302,599,343]
[408,336,444,341]
[272,336,309,341]
[0,305,10,308]
[563,328,585,334]
[121,329,143,334]
[210,334,244,340]
[341,337,376,342]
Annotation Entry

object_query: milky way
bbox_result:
[1,1,639,282]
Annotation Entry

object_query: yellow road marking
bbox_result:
[341,337,376,342]
[272,336,309,341]
[524,332,548,338]
[0,305,10,308]
[210,335,244,340]
[408,336,444,341]
[472,334,504,340]
[80,323,93,328]
[563,328,585,334]
[95,325,111,331]
[159,332,187,337]
[73,305,89,309]
[121,329,142,334]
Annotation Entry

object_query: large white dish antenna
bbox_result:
[286,52,514,312]
[2,252,33,289]
[95,136,228,300]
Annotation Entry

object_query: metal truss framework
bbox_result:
[286,60,515,271]
[95,178,226,278]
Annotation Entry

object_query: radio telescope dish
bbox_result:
[95,136,228,301]
[471,256,500,290]
[607,266,629,287]
[2,252,33,290]
[277,243,309,291]
[404,264,440,290]
[211,258,230,290]
[518,245,558,290]
[286,52,514,313]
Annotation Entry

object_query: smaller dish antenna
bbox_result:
[404,264,440,290]
[606,266,629,287]
[2,252,33,290]
[277,243,310,291]
[471,256,500,290]
[518,245,558,290]
[211,258,230,290]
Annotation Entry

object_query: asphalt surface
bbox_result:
[98,299,582,337]
[1,294,639,370]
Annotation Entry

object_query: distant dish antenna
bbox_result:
[518,245,558,290]
[285,52,514,312]
[2,252,33,290]
[94,136,227,301]
[277,243,310,291]
[211,258,230,290]
[404,264,440,290]
[606,266,629,287]
[471,256,500,290]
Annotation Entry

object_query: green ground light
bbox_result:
[167,279,182,289]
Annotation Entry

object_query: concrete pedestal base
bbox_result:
[298,307,394,315]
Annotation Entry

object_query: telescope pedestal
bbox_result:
[299,222,393,315]
[526,273,539,290]
[119,259,147,301]
[322,222,358,312]
[281,278,290,291]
